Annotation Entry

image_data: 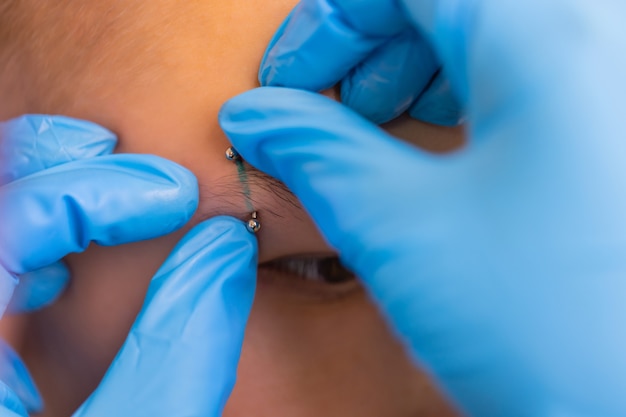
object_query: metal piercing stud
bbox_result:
[246,211,261,234]
[225,146,241,161]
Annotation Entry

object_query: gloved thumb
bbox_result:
[73,217,257,417]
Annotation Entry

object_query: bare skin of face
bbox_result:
[0,1,463,416]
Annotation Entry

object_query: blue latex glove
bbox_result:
[219,0,626,415]
[0,115,199,414]
[259,3,462,126]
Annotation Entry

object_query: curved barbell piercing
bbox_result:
[225,147,260,234]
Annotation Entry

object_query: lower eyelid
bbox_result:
[257,263,363,304]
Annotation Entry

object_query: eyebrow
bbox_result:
[197,162,304,222]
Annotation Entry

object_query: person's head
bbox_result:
[0,1,462,415]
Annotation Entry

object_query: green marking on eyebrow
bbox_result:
[235,159,254,213]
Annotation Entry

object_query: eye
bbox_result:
[261,255,356,284]
[258,255,362,302]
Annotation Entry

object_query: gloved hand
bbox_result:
[0,116,198,314]
[219,0,626,416]
[0,115,197,414]
[2,217,256,417]
[72,216,256,417]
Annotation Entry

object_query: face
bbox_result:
[0,1,462,416]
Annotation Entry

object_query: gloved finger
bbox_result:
[409,70,464,127]
[259,0,410,90]
[6,262,69,314]
[0,340,42,415]
[0,154,198,275]
[340,30,440,124]
[74,217,256,417]
[0,115,116,185]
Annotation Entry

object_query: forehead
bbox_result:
[1,1,185,110]
[0,1,300,117]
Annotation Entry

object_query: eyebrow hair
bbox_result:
[197,162,305,222]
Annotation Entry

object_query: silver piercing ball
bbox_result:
[246,211,261,234]
[225,146,241,161]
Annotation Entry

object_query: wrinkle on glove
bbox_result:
[74,217,257,417]
[0,116,116,185]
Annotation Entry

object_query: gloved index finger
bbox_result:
[0,115,116,185]
[259,0,410,91]
[0,154,198,275]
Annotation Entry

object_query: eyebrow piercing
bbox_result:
[246,211,261,233]
[225,146,260,234]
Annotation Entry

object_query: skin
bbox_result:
[0,1,463,415]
